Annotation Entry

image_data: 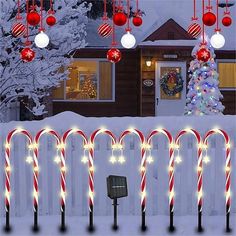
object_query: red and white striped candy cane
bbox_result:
[147,128,174,229]
[88,128,116,229]
[175,128,203,230]
[118,128,147,229]
[34,128,61,227]
[5,128,33,229]
[203,128,231,231]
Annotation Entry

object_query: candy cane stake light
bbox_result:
[203,129,231,232]
[61,128,88,227]
[175,128,203,232]
[34,128,61,230]
[118,128,148,231]
[88,128,117,230]
[147,129,175,231]
[5,128,33,231]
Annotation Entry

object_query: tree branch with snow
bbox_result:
[0,0,91,121]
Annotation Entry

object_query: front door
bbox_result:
[155,61,186,116]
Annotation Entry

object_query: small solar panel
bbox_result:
[107,175,128,199]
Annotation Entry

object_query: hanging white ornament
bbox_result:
[210,31,225,49]
[121,31,136,49]
[34,31,50,48]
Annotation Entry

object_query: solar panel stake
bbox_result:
[113,198,118,230]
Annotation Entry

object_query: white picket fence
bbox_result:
[0,113,236,218]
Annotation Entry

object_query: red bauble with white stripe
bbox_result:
[98,22,112,38]
[187,22,201,38]
[196,47,211,62]
[12,22,26,37]
[107,48,121,63]
[20,47,35,62]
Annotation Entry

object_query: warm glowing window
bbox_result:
[218,62,236,88]
[53,60,114,101]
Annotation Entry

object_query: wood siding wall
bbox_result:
[52,47,235,118]
[53,49,141,117]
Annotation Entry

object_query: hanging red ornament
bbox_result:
[222,15,232,26]
[27,11,40,26]
[20,47,35,62]
[196,47,211,62]
[202,12,216,26]
[187,22,201,38]
[113,12,127,26]
[46,15,57,26]
[107,48,121,63]
[12,22,26,37]
[98,22,112,37]
[132,16,142,27]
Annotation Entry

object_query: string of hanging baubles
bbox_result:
[11,0,233,64]
[98,0,143,63]
[187,0,233,55]
[11,0,56,62]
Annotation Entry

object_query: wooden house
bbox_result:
[51,16,236,117]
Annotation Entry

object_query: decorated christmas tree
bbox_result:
[184,41,225,115]
[81,76,97,99]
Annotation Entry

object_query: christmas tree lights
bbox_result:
[185,41,225,115]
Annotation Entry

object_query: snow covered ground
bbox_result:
[0,112,236,236]
[1,215,236,236]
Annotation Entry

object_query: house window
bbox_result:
[53,59,115,101]
[218,62,236,89]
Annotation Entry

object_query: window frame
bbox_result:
[216,59,236,91]
[53,58,116,102]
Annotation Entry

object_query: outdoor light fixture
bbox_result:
[34,31,50,48]
[146,59,152,67]
[121,31,136,49]
[210,31,225,49]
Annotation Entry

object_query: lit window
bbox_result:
[53,60,115,101]
[218,62,236,89]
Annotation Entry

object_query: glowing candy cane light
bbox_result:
[88,128,117,230]
[175,128,203,232]
[34,128,61,230]
[203,128,231,232]
[5,128,33,231]
[61,128,88,228]
[118,128,148,230]
[147,128,175,231]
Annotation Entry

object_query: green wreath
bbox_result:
[160,71,184,96]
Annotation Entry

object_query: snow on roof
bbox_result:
[86,0,236,50]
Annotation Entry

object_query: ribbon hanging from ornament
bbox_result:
[46,0,57,26]
[121,0,136,49]
[187,0,201,38]
[202,0,216,26]
[133,0,142,27]
[34,0,50,49]
[113,0,127,26]
[20,1,35,62]
[222,0,232,26]
[210,0,226,49]
[11,0,27,38]
[98,0,112,37]
[107,0,122,63]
